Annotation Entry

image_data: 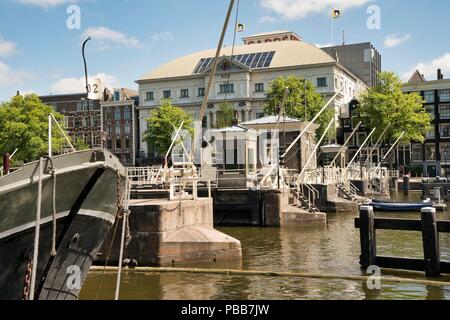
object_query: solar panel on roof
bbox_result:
[193,51,276,73]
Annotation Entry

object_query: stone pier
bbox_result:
[97,197,242,266]
[264,190,327,226]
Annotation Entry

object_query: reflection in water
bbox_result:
[81,192,450,300]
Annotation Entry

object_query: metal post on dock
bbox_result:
[421,207,441,277]
[3,153,10,176]
[403,175,410,196]
[359,206,376,269]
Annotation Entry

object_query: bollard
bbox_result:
[403,175,410,196]
[359,206,376,269]
[2,153,10,176]
[421,207,441,277]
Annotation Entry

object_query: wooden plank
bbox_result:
[421,208,441,277]
[376,257,450,275]
[355,218,422,231]
[438,221,450,233]
[359,206,376,269]
[376,256,426,272]
[355,218,450,233]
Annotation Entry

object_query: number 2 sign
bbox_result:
[87,78,103,100]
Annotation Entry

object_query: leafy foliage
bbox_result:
[215,102,235,128]
[143,99,193,156]
[357,71,431,143]
[264,76,334,138]
[0,94,67,165]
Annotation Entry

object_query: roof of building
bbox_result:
[210,124,259,134]
[242,115,302,126]
[243,30,290,38]
[138,40,336,82]
[408,70,426,83]
[119,88,139,98]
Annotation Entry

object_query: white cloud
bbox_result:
[259,0,371,20]
[0,36,18,57]
[0,61,34,87]
[258,15,277,24]
[314,43,334,48]
[384,33,411,48]
[402,53,450,81]
[15,0,78,8]
[83,26,141,50]
[150,31,174,42]
[50,73,120,94]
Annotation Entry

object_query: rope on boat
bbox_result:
[90,266,450,289]
[29,157,44,300]
[114,174,132,300]
[47,157,57,257]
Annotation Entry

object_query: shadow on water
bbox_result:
[80,192,450,300]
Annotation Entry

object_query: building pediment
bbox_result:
[202,56,251,75]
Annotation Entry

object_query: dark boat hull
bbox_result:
[0,150,125,300]
[370,200,432,212]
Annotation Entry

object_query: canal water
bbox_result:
[81,193,450,300]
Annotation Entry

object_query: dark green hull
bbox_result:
[0,150,126,300]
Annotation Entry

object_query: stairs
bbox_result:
[336,182,360,204]
[291,189,321,214]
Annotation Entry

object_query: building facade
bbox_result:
[100,88,139,166]
[322,42,381,88]
[403,69,450,177]
[136,31,367,158]
[40,93,102,148]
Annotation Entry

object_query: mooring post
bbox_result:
[403,174,410,196]
[2,153,10,176]
[359,206,376,269]
[421,207,441,277]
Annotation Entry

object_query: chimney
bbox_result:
[438,69,443,80]
[332,49,339,62]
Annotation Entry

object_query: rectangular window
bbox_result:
[426,128,436,140]
[115,109,121,121]
[440,90,450,102]
[357,132,368,146]
[256,112,265,119]
[343,119,351,128]
[425,105,435,120]
[441,143,450,161]
[198,88,205,97]
[114,91,121,101]
[115,125,121,135]
[317,77,327,87]
[124,124,131,135]
[124,107,131,120]
[180,89,189,98]
[344,132,355,147]
[146,91,154,101]
[107,139,112,150]
[425,144,436,161]
[424,91,435,103]
[115,137,122,149]
[125,136,131,149]
[440,124,450,138]
[219,84,234,94]
[255,83,265,92]
[440,105,450,119]
[163,90,172,99]
[412,144,423,162]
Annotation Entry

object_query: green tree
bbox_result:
[215,102,235,128]
[72,137,90,151]
[264,76,334,138]
[143,99,193,156]
[357,71,431,143]
[0,94,66,165]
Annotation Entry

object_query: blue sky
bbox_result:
[0,0,449,101]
